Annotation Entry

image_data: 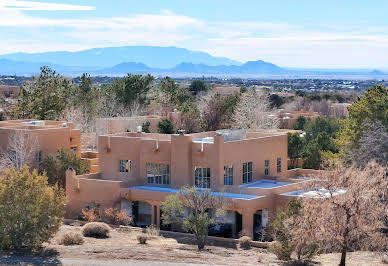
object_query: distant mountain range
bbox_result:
[0,46,386,78]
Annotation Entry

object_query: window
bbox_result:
[36,151,42,164]
[265,160,270,176]
[7,150,16,162]
[277,158,282,173]
[146,163,170,185]
[243,162,252,183]
[119,160,131,173]
[70,146,77,152]
[194,167,210,189]
[224,165,233,186]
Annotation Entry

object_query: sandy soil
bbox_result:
[1,225,386,266]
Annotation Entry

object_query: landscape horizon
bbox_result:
[0,45,387,78]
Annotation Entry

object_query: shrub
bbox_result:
[271,240,294,261]
[238,236,252,249]
[58,232,84,245]
[81,208,99,222]
[0,168,65,250]
[82,222,111,238]
[39,149,90,188]
[137,234,148,244]
[146,225,160,237]
[104,208,132,225]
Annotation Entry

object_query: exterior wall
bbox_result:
[96,132,288,192]
[66,130,322,238]
[0,120,82,167]
[66,170,124,217]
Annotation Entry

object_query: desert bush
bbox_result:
[104,208,132,225]
[58,232,84,245]
[238,236,252,249]
[82,222,111,238]
[146,225,160,237]
[81,208,99,222]
[271,240,294,261]
[0,168,65,250]
[137,234,148,244]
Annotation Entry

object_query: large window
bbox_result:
[265,160,270,176]
[146,163,170,185]
[243,162,252,183]
[224,165,233,186]
[277,158,282,173]
[194,167,210,189]
[119,159,131,173]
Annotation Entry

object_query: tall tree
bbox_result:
[232,90,279,130]
[114,74,154,112]
[13,66,73,120]
[339,85,388,165]
[289,162,388,266]
[188,80,209,96]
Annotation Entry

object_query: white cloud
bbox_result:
[1,2,388,68]
[0,0,94,11]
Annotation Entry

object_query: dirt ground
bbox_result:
[1,225,386,265]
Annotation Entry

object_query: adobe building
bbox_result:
[66,129,319,239]
[278,109,319,129]
[0,120,81,168]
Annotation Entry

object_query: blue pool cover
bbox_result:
[130,186,263,200]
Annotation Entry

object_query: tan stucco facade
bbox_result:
[66,129,319,238]
[0,120,81,168]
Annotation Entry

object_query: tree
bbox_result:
[269,94,285,109]
[157,119,174,134]
[271,198,318,261]
[181,110,200,134]
[292,162,388,266]
[347,120,388,168]
[142,121,151,133]
[298,117,341,169]
[114,74,154,112]
[201,93,224,131]
[232,90,279,130]
[161,186,226,250]
[0,167,65,249]
[287,133,304,160]
[13,66,72,120]
[188,80,209,96]
[0,111,4,121]
[0,130,38,170]
[39,149,90,188]
[293,116,308,130]
[340,85,388,164]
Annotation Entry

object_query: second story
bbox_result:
[97,129,288,193]
[0,120,81,167]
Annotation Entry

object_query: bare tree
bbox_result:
[291,162,388,266]
[0,130,39,169]
[348,120,388,168]
[232,90,279,130]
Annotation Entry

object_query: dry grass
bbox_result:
[82,222,111,238]
[137,234,148,244]
[44,225,385,266]
[57,232,84,246]
[238,236,252,250]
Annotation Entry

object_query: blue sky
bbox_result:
[1,0,388,68]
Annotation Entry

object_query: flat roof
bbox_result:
[281,188,346,198]
[240,179,292,189]
[130,186,264,200]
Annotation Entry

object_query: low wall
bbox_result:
[65,170,124,217]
